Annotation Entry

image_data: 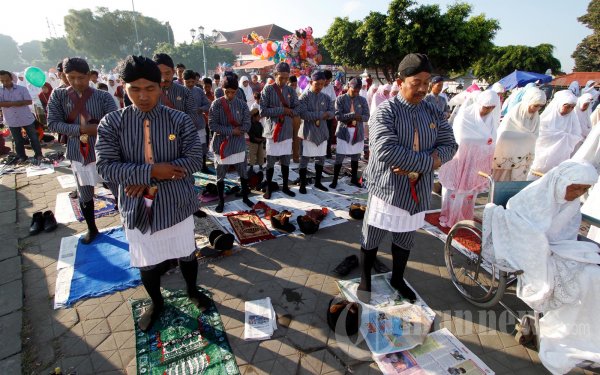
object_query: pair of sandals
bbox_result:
[199,230,235,257]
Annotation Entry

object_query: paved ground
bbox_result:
[1,143,589,374]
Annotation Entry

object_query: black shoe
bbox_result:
[332,255,359,277]
[81,228,99,245]
[372,258,391,274]
[29,212,44,235]
[215,200,225,213]
[68,190,78,199]
[43,210,57,232]
[314,182,328,191]
[193,210,207,218]
[137,302,164,332]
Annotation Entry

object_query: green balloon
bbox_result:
[24,66,46,88]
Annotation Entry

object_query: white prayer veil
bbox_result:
[453,89,500,145]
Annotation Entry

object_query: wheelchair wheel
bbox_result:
[444,220,507,308]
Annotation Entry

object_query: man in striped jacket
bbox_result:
[183,69,211,173]
[47,57,118,244]
[297,71,334,193]
[357,53,458,303]
[208,75,253,212]
[331,77,370,188]
[96,55,208,332]
[260,62,302,199]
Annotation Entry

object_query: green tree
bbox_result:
[153,42,236,75]
[20,40,43,65]
[322,0,499,81]
[63,7,172,61]
[0,34,23,71]
[572,0,600,71]
[41,37,77,65]
[473,44,562,83]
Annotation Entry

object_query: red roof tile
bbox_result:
[550,72,600,87]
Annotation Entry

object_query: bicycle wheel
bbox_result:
[444,220,507,308]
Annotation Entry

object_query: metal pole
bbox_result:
[131,0,141,55]
[166,22,171,45]
[202,37,207,77]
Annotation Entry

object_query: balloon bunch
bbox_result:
[242,31,264,46]
[244,26,322,72]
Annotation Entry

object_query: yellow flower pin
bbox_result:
[169,134,176,141]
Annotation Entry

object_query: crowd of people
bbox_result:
[1,51,600,373]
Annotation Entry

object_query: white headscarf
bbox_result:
[530,90,582,173]
[366,84,378,110]
[582,80,598,100]
[499,87,546,135]
[453,90,500,146]
[239,76,255,108]
[370,84,391,114]
[568,81,580,96]
[576,93,594,137]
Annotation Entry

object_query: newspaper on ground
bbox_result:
[373,328,494,375]
[26,163,54,177]
[336,272,436,355]
[244,297,277,341]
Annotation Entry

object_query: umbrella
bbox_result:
[497,70,552,91]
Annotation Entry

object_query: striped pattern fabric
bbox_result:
[160,83,201,130]
[190,86,211,129]
[260,84,300,141]
[335,94,369,144]
[298,90,333,145]
[47,88,118,164]
[95,104,203,234]
[208,97,251,158]
[424,93,449,116]
[365,95,458,215]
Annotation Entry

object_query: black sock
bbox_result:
[390,243,416,302]
[140,267,164,308]
[358,247,377,292]
[178,257,199,295]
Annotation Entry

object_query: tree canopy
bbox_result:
[153,42,236,75]
[63,7,173,62]
[321,0,499,81]
[572,0,600,71]
[0,34,23,71]
[473,44,561,83]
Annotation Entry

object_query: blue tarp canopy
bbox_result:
[497,70,552,90]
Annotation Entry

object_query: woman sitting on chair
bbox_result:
[482,160,600,374]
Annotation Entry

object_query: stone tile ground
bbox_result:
[1,144,591,374]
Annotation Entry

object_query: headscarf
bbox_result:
[239,76,255,108]
[540,90,579,135]
[390,82,399,95]
[568,81,580,97]
[370,84,391,114]
[501,82,536,116]
[576,93,594,137]
[366,84,378,110]
[499,87,546,135]
[38,82,53,108]
[453,90,500,146]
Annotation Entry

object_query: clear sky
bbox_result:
[1,0,591,72]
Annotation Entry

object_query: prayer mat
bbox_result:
[132,288,240,375]
[423,211,481,253]
[225,210,275,245]
[69,193,117,222]
[54,227,141,308]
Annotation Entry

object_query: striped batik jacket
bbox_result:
[335,94,370,144]
[260,84,300,141]
[160,83,200,130]
[47,87,118,164]
[298,90,333,145]
[190,86,211,129]
[95,104,203,234]
[208,97,251,158]
[365,94,458,215]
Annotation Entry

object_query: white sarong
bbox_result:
[367,195,425,232]
[71,161,102,186]
[266,138,292,156]
[336,129,363,155]
[301,139,327,157]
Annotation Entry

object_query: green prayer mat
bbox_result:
[132,288,240,375]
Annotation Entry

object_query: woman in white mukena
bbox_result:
[529,90,581,178]
[482,160,600,375]
[492,87,546,181]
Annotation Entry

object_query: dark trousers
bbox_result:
[9,122,43,159]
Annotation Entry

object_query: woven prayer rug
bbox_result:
[69,194,117,222]
[132,289,240,375]
[225,211,275,245]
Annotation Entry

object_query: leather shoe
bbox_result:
[29,212,44,235]
[43,210,58,232]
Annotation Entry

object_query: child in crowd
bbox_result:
[248,108,265,171]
